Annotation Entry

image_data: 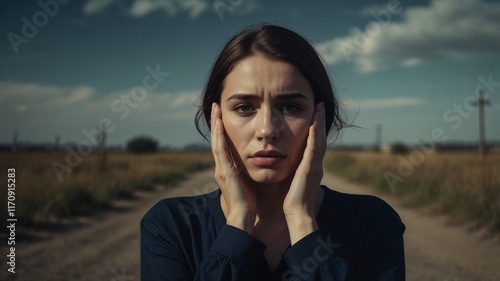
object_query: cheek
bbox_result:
[288,119,311,144]
[221,114,247,156]
[283,120,311,170]
[221,114,236,138]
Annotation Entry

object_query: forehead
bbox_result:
[221,55,313,100]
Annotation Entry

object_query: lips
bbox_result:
[249,150,285,166]
[250,150,285,158]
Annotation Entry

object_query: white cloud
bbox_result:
[167,91,199,108]
[344,97,424,110]
[83,0,118,15]
[0,81,202,122]
[0,80,204,145]
[177,0,209,19]
[0,81,94,111]
[316,0,500,73]
[228,0,261,16]
[130,0,181,18]
[16,105,27,112]
[132,90,201,122]
[67,86,95,104]
[83,0,260,19]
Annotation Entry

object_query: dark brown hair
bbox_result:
[195,24,347,140]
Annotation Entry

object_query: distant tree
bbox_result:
[126,136,159,153]
[390,142,409,154]
[11,127,18,153]
[54,133,60,152]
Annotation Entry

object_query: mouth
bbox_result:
[249,150,285,166]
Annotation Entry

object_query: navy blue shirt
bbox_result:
[141,186,405,280]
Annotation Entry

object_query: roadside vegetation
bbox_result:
[0,150,213,226]
[325,150,500,233]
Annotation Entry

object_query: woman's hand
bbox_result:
[283,102,327,244]
[211,102,257,234]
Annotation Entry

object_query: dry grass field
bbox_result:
[0,150,213,226]
[325,150,500,233]
[3,149,499,234]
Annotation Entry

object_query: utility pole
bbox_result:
[375,124,382,152]
[472,90,491,157]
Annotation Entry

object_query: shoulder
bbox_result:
[320,186,405,232]
[322,186,398,214]
[142,189,221,229]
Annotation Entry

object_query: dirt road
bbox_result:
[322,172,500,281]
[2,170,500,281]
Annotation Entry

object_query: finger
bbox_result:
[211,103,223,166]
[210,103,218,160]
[210,103,224,148]
[316,102,327,154]
[210,103,234,175]
[210,102,216,140]
[300,122,316,166]
[303,103,326,164]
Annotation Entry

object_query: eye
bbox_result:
[280,103,301,114]
[234,104,254,114]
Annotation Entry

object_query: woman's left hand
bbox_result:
[283,102,327,244]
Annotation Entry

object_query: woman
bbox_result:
[141,24,405,280]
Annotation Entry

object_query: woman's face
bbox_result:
[220,54,315,184]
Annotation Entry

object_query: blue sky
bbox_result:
[1,0,499,149]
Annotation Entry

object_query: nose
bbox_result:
[256,107,283,142]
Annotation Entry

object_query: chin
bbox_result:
[245,168,289,185]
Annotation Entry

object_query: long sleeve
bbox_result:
[195,225,268,280]
[350,200,406,281]
[141,213,268,281]
[283,215,405,281]
[141,213,192,280]
[282,191,406,281]
[282,231,349,280]
[282,225,404,281]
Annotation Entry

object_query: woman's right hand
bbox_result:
[211,102,257,234]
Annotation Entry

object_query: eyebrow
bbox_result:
[226,92,309,102]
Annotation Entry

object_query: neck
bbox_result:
[218,176,293,227]
[251,178,291,224]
